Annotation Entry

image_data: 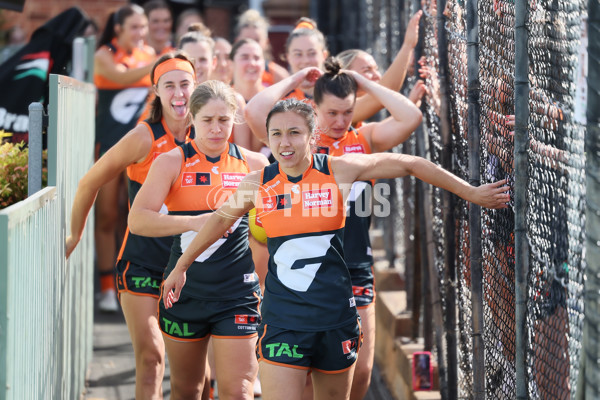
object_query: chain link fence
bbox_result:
[313,0,588,398]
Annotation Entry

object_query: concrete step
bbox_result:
[374,265,405,291]
[375,290,441,400]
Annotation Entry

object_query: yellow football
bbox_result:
[248,208,267,244]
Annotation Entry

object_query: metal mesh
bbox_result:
[444,0,474,398]
[312,0,587,398]
[420,0,450,384]
[525,1,586,398]
[478,0,517,398]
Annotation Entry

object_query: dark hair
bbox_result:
[266,98,316,137]
[229,38,261,60]
[178,24,214,52]
[149,51,196,124]
[143,0,171,17]
[313,57,358,105]
[175,8,203,36]
[98,4,145,48]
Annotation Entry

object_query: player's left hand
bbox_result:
[472,179,510,209]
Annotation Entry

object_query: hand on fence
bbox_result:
[409,80,427,107]
[471,179,510,209]
[403,11,423,50]
[65,235,79,259]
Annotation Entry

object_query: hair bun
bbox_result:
[187,22,212,36]
[323,57,342,75]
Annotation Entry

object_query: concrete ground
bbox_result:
[83,305,393,400]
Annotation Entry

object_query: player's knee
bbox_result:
[170,380,202,399]
[216,376,253,399]
[352,363,373,391]
[138,348,164,374]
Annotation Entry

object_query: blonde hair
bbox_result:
[190,80,238,118]
[235,9,269,38]
[336,49,367,69]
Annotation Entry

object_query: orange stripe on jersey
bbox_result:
[256,155,345,238]
[127,119,194,185]
[165,141,250,212]
[94,39,154,89]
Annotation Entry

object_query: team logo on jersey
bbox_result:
[341,337,359,355]
[316,146,329,154]
[332,140,341,149]
[302,188,333,209]
[352,286,373,297]
[211,166,219,174]
[344,144,365,154]
[243,273,256,282]
[291,184,300,194]
[182,172,211,186]
[221,172,246,188]
[235,314,259,324]
[262,193,292,211]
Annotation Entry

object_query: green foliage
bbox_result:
[0,142,48,209]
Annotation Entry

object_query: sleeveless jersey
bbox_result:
[164,141,258,300]
[316,127,374,270]
[282,88,316,109]
[257,153,358,331]
[262,61,275,87]
[117,119,195,271]
[262,60,282,87]
[95,39,154,153]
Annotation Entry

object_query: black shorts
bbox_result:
[256,318,363,373]
[116,259,163,298]
[158,290,262,341]
[349,265,375,309]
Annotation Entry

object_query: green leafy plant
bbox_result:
[0,142,48,209]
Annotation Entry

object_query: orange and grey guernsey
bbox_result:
[95,39,154,154]
[282,88,316,109]
[316,126,374,270]
[164,141,258,300]
[117,119,195,271]
[257,153,358,331]
[94,39,154,89]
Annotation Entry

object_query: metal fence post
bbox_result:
[71,37,85,82]
[436,0,458,397]
[466,0,484,397]
[27,102,44,196]
[85,36,95,83]
[514,0,529,398]
[581,1,600,398]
